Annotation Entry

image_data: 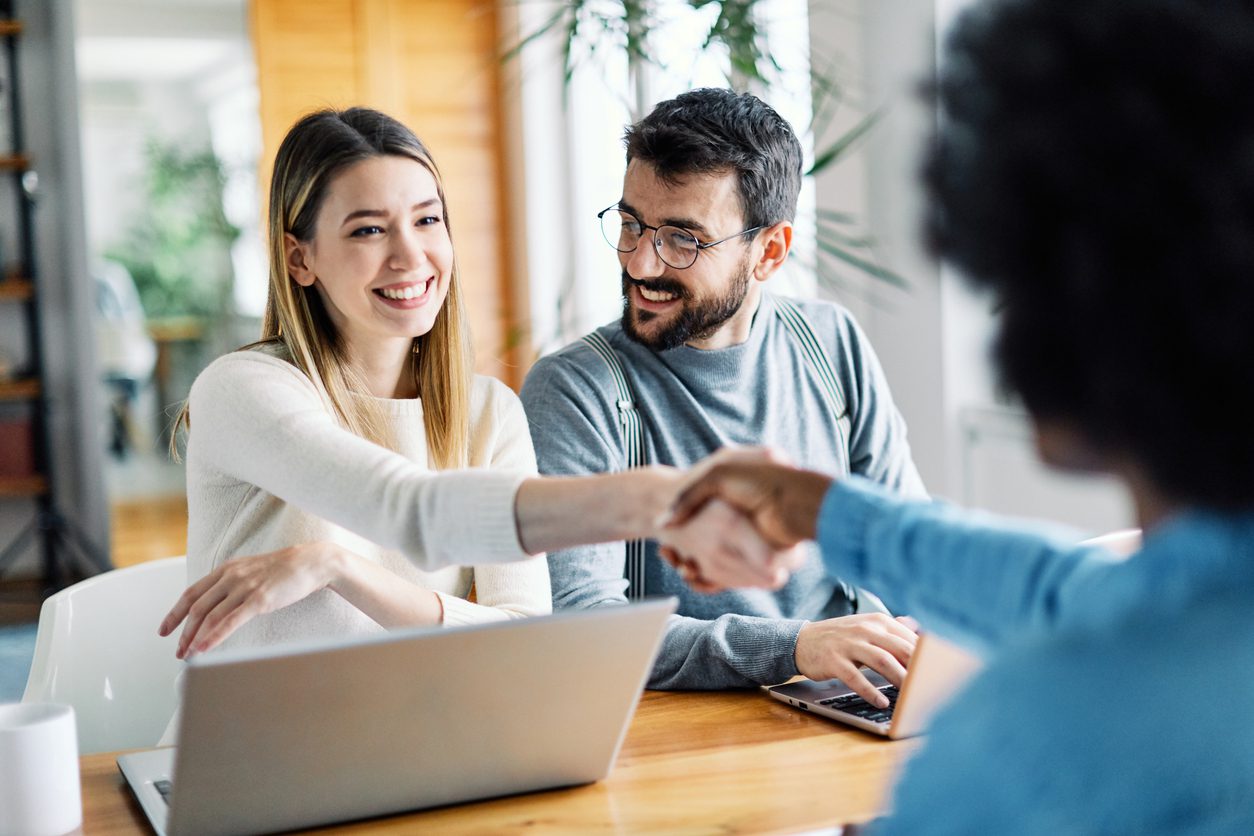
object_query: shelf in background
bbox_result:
[0,279,32,301]
[0,20,21,37]
[0,378,39,401]
[0,475,45,498]
[0,154,29,171]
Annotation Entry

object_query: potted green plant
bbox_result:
[507,0,905,291]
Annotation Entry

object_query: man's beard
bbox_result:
[620,259,752,351]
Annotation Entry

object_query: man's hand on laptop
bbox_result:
[795,614,919,708]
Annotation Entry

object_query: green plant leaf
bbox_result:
[105,139,239,319]
[499,5,571,65]
[808,66,846,144]
[816,224,876,248]
[816,207,860,225]
[807,109,881,176]
[497,0,907,291]
[816,238,909,289]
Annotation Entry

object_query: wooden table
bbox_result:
[80,689,919,834]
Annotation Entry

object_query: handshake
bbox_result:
[654,449,918,708]
[654,448,837,594]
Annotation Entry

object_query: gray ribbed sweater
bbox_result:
[521,293,925,689]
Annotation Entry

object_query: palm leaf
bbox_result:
[816,237,909,289]
[499,0,906,290]
[807,109,881,176]
[816,207,860,225]
[499,4,572,65]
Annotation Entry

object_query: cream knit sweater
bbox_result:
[181,348,550,651]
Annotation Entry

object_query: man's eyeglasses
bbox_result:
[597,204,763,270]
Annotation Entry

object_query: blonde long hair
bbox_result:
[174,107,472,468]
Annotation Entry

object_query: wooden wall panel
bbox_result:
[251,1,360,189]
[250,0,521,386]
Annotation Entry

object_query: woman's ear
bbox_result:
[285,233,316,287]
[752,221,793,283]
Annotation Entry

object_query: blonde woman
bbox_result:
[158,108,690,661]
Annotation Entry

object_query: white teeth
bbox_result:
[639,286,677,302]
[380,282,428,300]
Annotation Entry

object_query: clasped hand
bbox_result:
[657,447,830,592]
[657,448,918,707]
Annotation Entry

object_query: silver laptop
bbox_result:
[118,598,676,836]
[767,632,983,739]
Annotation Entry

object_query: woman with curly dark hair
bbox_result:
[663,0,1254,831]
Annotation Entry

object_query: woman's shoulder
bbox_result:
[468,374,529,430]
[191,343,318,404]
[470,374,524,412]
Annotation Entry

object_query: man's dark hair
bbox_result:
[625,88,803,229]
[926,0,1254,507]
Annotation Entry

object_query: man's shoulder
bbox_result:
[536,320,626,365]
[767,293,861,340]
[522,321,630,404]
[764,294,884,380]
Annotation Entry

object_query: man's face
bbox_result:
[617,160,757,351]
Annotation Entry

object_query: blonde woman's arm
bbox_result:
[159,542,448,658]
[194,353,680,571]
[514,468,682,555]
[190,352,528,571]
[428,381,683,623]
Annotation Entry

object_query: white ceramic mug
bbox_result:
[0,702,82,836]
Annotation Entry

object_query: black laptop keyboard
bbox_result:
[817,685,900,725]
[154,779,174,806]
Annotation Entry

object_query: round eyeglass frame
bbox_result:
[597,204,764,270]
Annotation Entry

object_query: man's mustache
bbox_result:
[621,270,689,301]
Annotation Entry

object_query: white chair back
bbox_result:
[22,556,187,754]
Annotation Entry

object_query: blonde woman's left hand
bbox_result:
[159,542,348,659]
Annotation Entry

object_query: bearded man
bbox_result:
[520,88,926,691]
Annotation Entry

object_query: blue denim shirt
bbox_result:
[818,477,1254,834]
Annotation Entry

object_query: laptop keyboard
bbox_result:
[154,779,174,806]
[817,685,899,725]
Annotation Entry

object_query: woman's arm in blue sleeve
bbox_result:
[817,476,1113,651]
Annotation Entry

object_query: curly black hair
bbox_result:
[926,0,1254,508]
[624,88,803,230]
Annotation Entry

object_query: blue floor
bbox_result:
[0,623,37,702]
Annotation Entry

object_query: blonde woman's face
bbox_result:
[286,155,453,360]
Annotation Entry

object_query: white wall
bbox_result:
[807,0,1133,535]
[807,0,947,490]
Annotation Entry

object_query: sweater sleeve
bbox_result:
[187,352,528,571]
[438,382,552,626]
[815,476,1115,651]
